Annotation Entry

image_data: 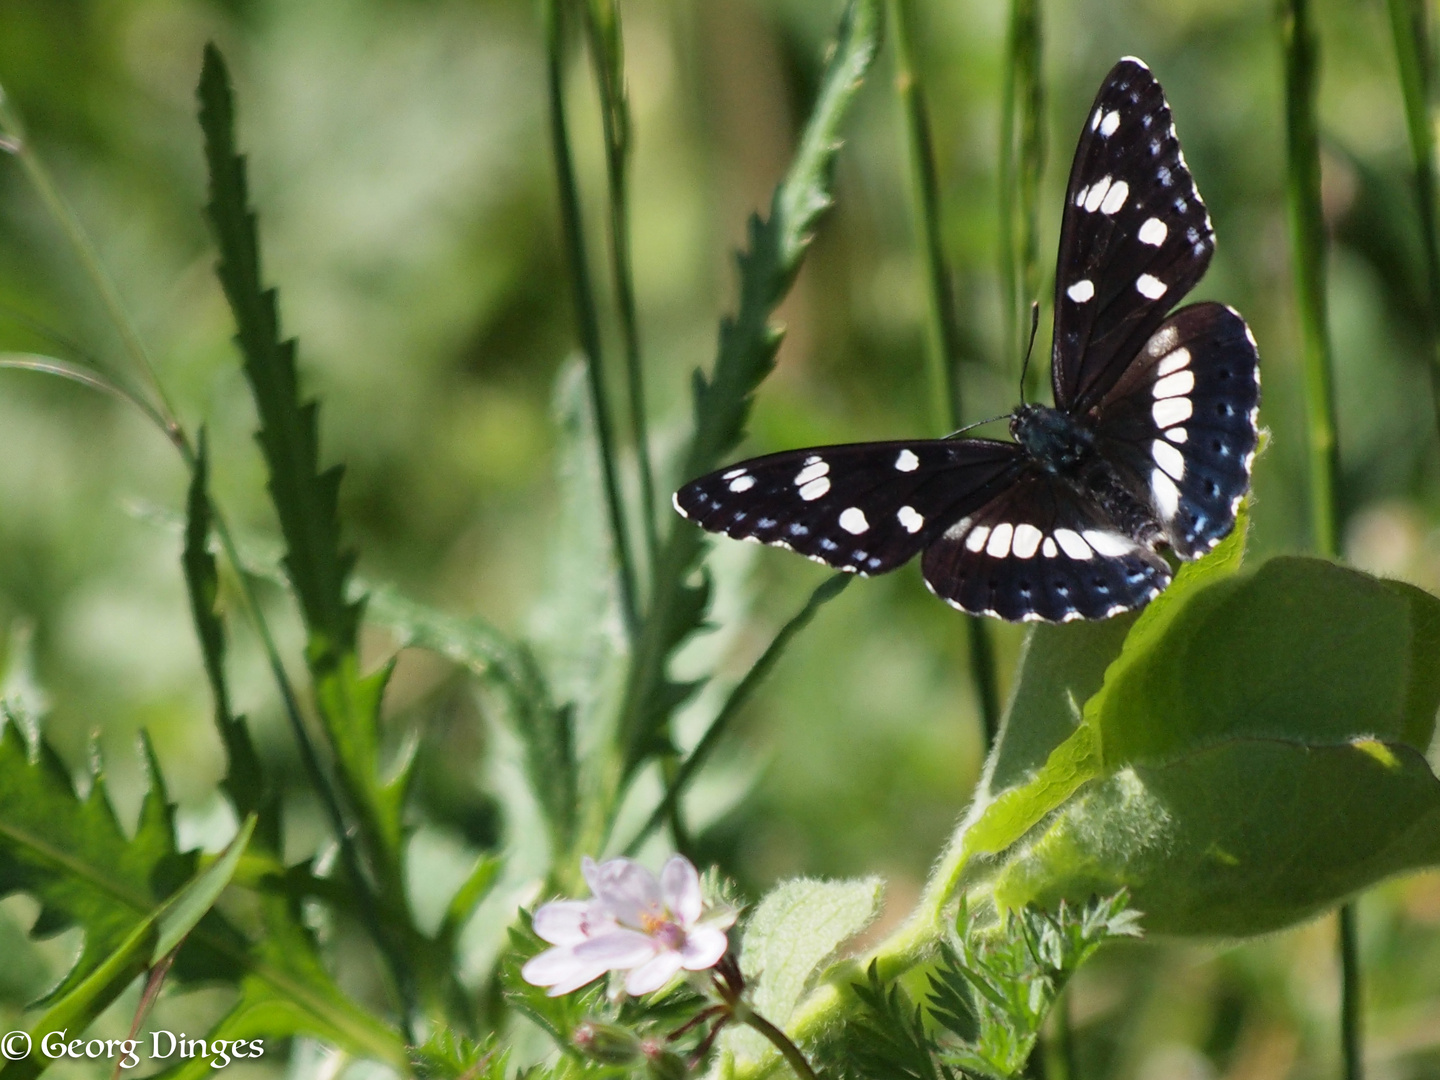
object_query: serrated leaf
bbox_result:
[181,430,264,818]
[989,557,1440,935]
[618,0,882,785]
[724,876,883,1066]
[0,817,256,1080]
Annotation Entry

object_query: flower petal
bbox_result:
[679,925,730,971]
[624,950,685,996]
[589,857,663,926]
[532,900,594,945]
[546,962,613,997]
[573,927,658,968]
[661,856,702,927]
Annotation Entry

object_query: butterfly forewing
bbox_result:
[1051,57,1215,412]
[1092,302,1261,558]
[674,440,1024,575]
[920,470,1172,622]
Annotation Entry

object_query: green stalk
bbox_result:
[583,0,660,573]
[998,0,1046,402]
[545,0,642,639]
[1279,0,1340,558]
[1388,0,1440,441]
[889,0,1001,748]
[1280,3,1357,1077]
[0,81,409,1017]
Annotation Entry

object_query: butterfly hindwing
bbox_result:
[920,470,1173,622]
[1051,57,1215,412]
[1092,301,1261,558]
[673,440,1024,575]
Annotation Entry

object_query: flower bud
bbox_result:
[640,1038,688,1080]
[572,1022,642,1065]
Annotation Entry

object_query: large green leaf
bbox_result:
[987,557,1440,935]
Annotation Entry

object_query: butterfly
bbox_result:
[673,58,1260,623]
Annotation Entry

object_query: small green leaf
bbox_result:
[725,876,883,1067]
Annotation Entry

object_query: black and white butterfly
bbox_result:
[674,58,1260,623]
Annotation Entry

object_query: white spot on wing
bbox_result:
[1090,107,1104,131]
[1099,109,1121,137]
[1053,529,1093,560]
[986,523,1014,558]
[1153,369,1195,399]
[799,476,831,501]
[898,505,924,533]
[723,467,746,480]
[1074,184,1090,207]
[1066,279,1095,303]
[1136,273,1168,299]
[1152,469,1181,519]
[965,525,991,552]
[1152,439,1186,480]
[1146,326,1179,357]
[1137,217,1168,246]
[1042,537,1059,558]
[839,507,869,534]
[1083,530,1134,557]
[1153,397,1193,428]
[728,474,756,492]
[1100,180,1130,215]
[1083,176,1112,213]
[1011,523,1042,558]
[1155,347,1191,377]
[794,460,829,485]
[895,449,920,472]
[672,491,689,518]
[1165,426,1189,444]
[804,455,822,465]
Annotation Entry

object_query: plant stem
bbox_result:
[1387,0,1440,442]
[998,0,1046,402]
[1339,902,1363,1080]
[1279,0,1340,558]
[545,0,642,639]
[583,0,660,575]
[735,1003,819,1080]
[1046,988,1075,1080]
[1280,5,1360,1078]
[889,0,1002,749]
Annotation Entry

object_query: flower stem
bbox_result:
[734,1003,819,1080]
[1339,903,1363,1080]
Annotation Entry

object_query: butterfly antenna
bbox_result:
[945,412,1012,438]
[1018,300,1041,405]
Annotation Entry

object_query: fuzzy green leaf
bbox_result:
[989,557,1440,935]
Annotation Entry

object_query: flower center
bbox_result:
[639,909,686,949]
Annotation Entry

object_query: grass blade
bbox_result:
[1387,0,1440,440]
[544,0,641,637]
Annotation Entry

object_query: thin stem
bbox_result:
[0,93,183,445]
[1339,903,1363,1080]
[1279,0,1340,558]
[583,0,660,574]
[735,1004,819,1080]
[1388,0,1440,442]
[0,352,171,434]
[1046,988,1075,1080]
[545,0,642,639]
[889,0,1002,749]
[1280,7,1358,1079]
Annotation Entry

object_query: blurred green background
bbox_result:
[0,0,1438,1076]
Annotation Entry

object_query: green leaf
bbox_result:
[618,0,882,785]
[0,818,256,1080]
[990,557,1440,935]
[724,876,883,1067]
[0,725,405,1074]
[181,429,264,818]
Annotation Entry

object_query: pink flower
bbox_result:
[521,855,736,997]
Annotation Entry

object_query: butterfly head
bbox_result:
[1010,403,1095,475]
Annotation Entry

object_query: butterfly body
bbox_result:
[674,59,1260,623]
